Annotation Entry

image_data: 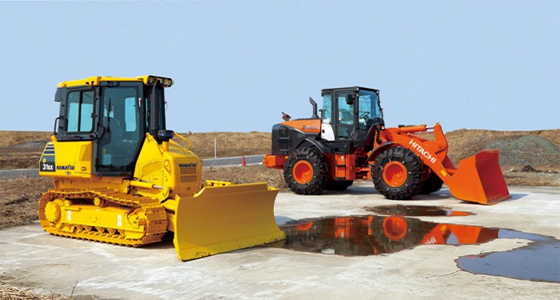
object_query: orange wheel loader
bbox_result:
[38,75,285,261]
[264,86,510,204]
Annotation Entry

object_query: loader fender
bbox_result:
[367,142,395,163]
[296,138,331,155]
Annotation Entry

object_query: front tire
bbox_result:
[420,170,444,194]
[284,147,328,195]
[372,146,425,200]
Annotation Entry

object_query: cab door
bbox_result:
[95,83,144,176]
[334,89,356,140]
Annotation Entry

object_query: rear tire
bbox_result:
[372,146,425,200]
[325,180,354,191]
[284,147,329,195]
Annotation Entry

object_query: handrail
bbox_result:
[173,132,193,151]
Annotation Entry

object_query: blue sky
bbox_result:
[0,1,558,133]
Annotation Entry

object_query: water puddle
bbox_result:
[456,229,560,282]
[279,211,559,283]
[365,204,473,216]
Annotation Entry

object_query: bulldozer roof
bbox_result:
[57,75,173,88]
[321,86,379,94]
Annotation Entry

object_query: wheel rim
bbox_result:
[382,216,407,241]
[383,161,408,187]
[293,160,314,184]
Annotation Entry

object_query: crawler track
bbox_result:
[38,189,168,247]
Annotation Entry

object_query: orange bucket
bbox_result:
[446,150,510,205]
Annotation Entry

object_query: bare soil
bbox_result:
[0,177,53,229]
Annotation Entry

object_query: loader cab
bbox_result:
[320,87,383,143]
[53,76,171,177]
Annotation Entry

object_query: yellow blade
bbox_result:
[173,183,285,261]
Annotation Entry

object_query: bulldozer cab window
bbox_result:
[143,85,166,134]
[97,86,142,174]
[66,90,94,133]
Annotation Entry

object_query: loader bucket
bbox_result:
[173,183,285,261]
[446,150,510,205]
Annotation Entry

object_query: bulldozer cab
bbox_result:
[52,76,171,177]
[320,87,383,143]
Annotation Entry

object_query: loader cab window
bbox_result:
[66,90,94,133]
[336,92,354,139]
[357,90,381,130]
[321,94,333,124]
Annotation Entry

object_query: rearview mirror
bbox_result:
[346,94,355,105]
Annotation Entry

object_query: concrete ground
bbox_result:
[1,183,559,299]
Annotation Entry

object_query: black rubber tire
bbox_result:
[420,170,444,194]
[325,180,354,191]
[372,146,425,200]
[284,147,329,195]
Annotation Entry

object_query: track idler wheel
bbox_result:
[44,200,63,224]
[284,147,329,195]
[372,146,425,200]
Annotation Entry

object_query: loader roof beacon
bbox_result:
[39,75,285,261]
[264,86,510,205]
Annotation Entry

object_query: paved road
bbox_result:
[1,184,559,299]
[0,155,265,179]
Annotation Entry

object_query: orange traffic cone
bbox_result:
[242,156,246,167]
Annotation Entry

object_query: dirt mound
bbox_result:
[485,135,560,168]
[445,129,560,170]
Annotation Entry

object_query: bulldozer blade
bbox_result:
[173,183,285,261]
[446,150,511,205]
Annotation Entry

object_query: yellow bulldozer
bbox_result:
[38,75,285,261]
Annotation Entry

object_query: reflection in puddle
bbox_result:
[279,215,559,283]
[280,215,497,256]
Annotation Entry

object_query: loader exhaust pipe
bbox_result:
[309,97,319,119]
